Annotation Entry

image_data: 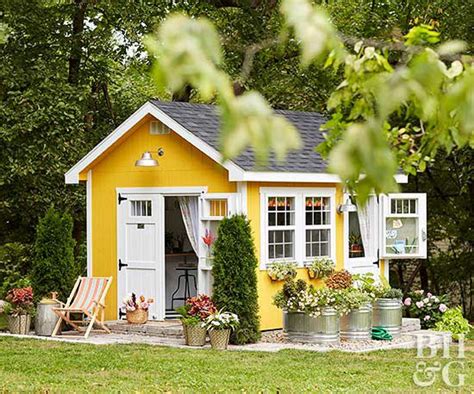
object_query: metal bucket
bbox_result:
[372,298,402,337]
[340,303,372,340]
[35,296,60,336]
[283,308,339,344]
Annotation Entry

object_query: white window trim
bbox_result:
[260,187,336,269]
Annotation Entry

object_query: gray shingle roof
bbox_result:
[150,100,328,173]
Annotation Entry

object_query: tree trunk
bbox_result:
[68,0,88,85]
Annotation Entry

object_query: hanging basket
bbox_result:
[186,325,207,346]
[209,329,231,350]
[8,314,31,335]
[126,309,148,324]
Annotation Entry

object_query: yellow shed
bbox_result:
[65,101,426,330]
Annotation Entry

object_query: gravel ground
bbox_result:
[261,330,421,352]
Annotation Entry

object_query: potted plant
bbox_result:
[4,286,34,335]
[349,233,363,256]
[339,287,372,340]
[204,310,239,349]
[273,279,342,344]
[178,294,216,346]
[267,261,297,281]
[372,287,404,337]
[306,257,334,279]
[122,293,154,324]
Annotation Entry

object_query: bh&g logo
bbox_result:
[413,334,465,388]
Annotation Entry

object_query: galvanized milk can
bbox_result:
[35,292,60,336]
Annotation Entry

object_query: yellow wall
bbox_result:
[83,116,236,319]
[81,115,385,329]
[246,182,345,330]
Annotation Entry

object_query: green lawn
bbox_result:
[0,337,472,392]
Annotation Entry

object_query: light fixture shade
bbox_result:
[337,197,357,213]
[135,151,158,167]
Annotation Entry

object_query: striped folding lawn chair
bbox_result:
[52,276,112,339]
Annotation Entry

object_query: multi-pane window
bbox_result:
[305,197,331,258]
[131,200,152,217]
[385,198,419,255]
[267,197,295,260]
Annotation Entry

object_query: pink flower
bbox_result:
[426,292,432,298]
[439,304,447,313]
[424,315,431,321]
[404,298,412,306]
[416,301,424,309]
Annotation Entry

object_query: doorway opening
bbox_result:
[164,196,198,318]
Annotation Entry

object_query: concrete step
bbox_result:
[107,320,184,338]
[402,318,421,333]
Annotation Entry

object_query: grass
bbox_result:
[0,337,472,392]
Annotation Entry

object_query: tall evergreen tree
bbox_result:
[212,215,261,344]
[31,208,77,300]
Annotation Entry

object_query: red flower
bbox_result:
[202,229,215,248]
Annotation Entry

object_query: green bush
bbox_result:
[434,307,472,340]
[0,243,32,298]
[31,208,78,301]
[212,215,260,344]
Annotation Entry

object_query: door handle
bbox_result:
[118,259,128,271]
[422,229,427,242]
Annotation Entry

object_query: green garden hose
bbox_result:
[371,326,393,341]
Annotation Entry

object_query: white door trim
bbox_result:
[116,186,207,196]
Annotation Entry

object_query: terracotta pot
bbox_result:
[8,314,31,335]
[186,325,207,346]
[209,329,231,350]
[126,309,148,324]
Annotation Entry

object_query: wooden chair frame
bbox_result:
[52,276,113,339]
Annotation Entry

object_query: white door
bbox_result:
[118,193,165,320]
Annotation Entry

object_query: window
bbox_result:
[130,200,152,217]
[262,189,335,267]
[267,197,295,260]
[305,197,331,258]
[348,211,365,258]
[381,193,427,259]
[209,199,228,217]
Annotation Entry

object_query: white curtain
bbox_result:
[356,198,371,258]
[178,196,200,255]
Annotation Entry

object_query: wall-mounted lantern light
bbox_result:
[337,196,357,214]
[135,148,164,167]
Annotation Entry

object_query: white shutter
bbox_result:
[380,193,427,259]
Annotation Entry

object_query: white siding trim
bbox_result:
[86,170,93,276]
[236,182,248,215]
